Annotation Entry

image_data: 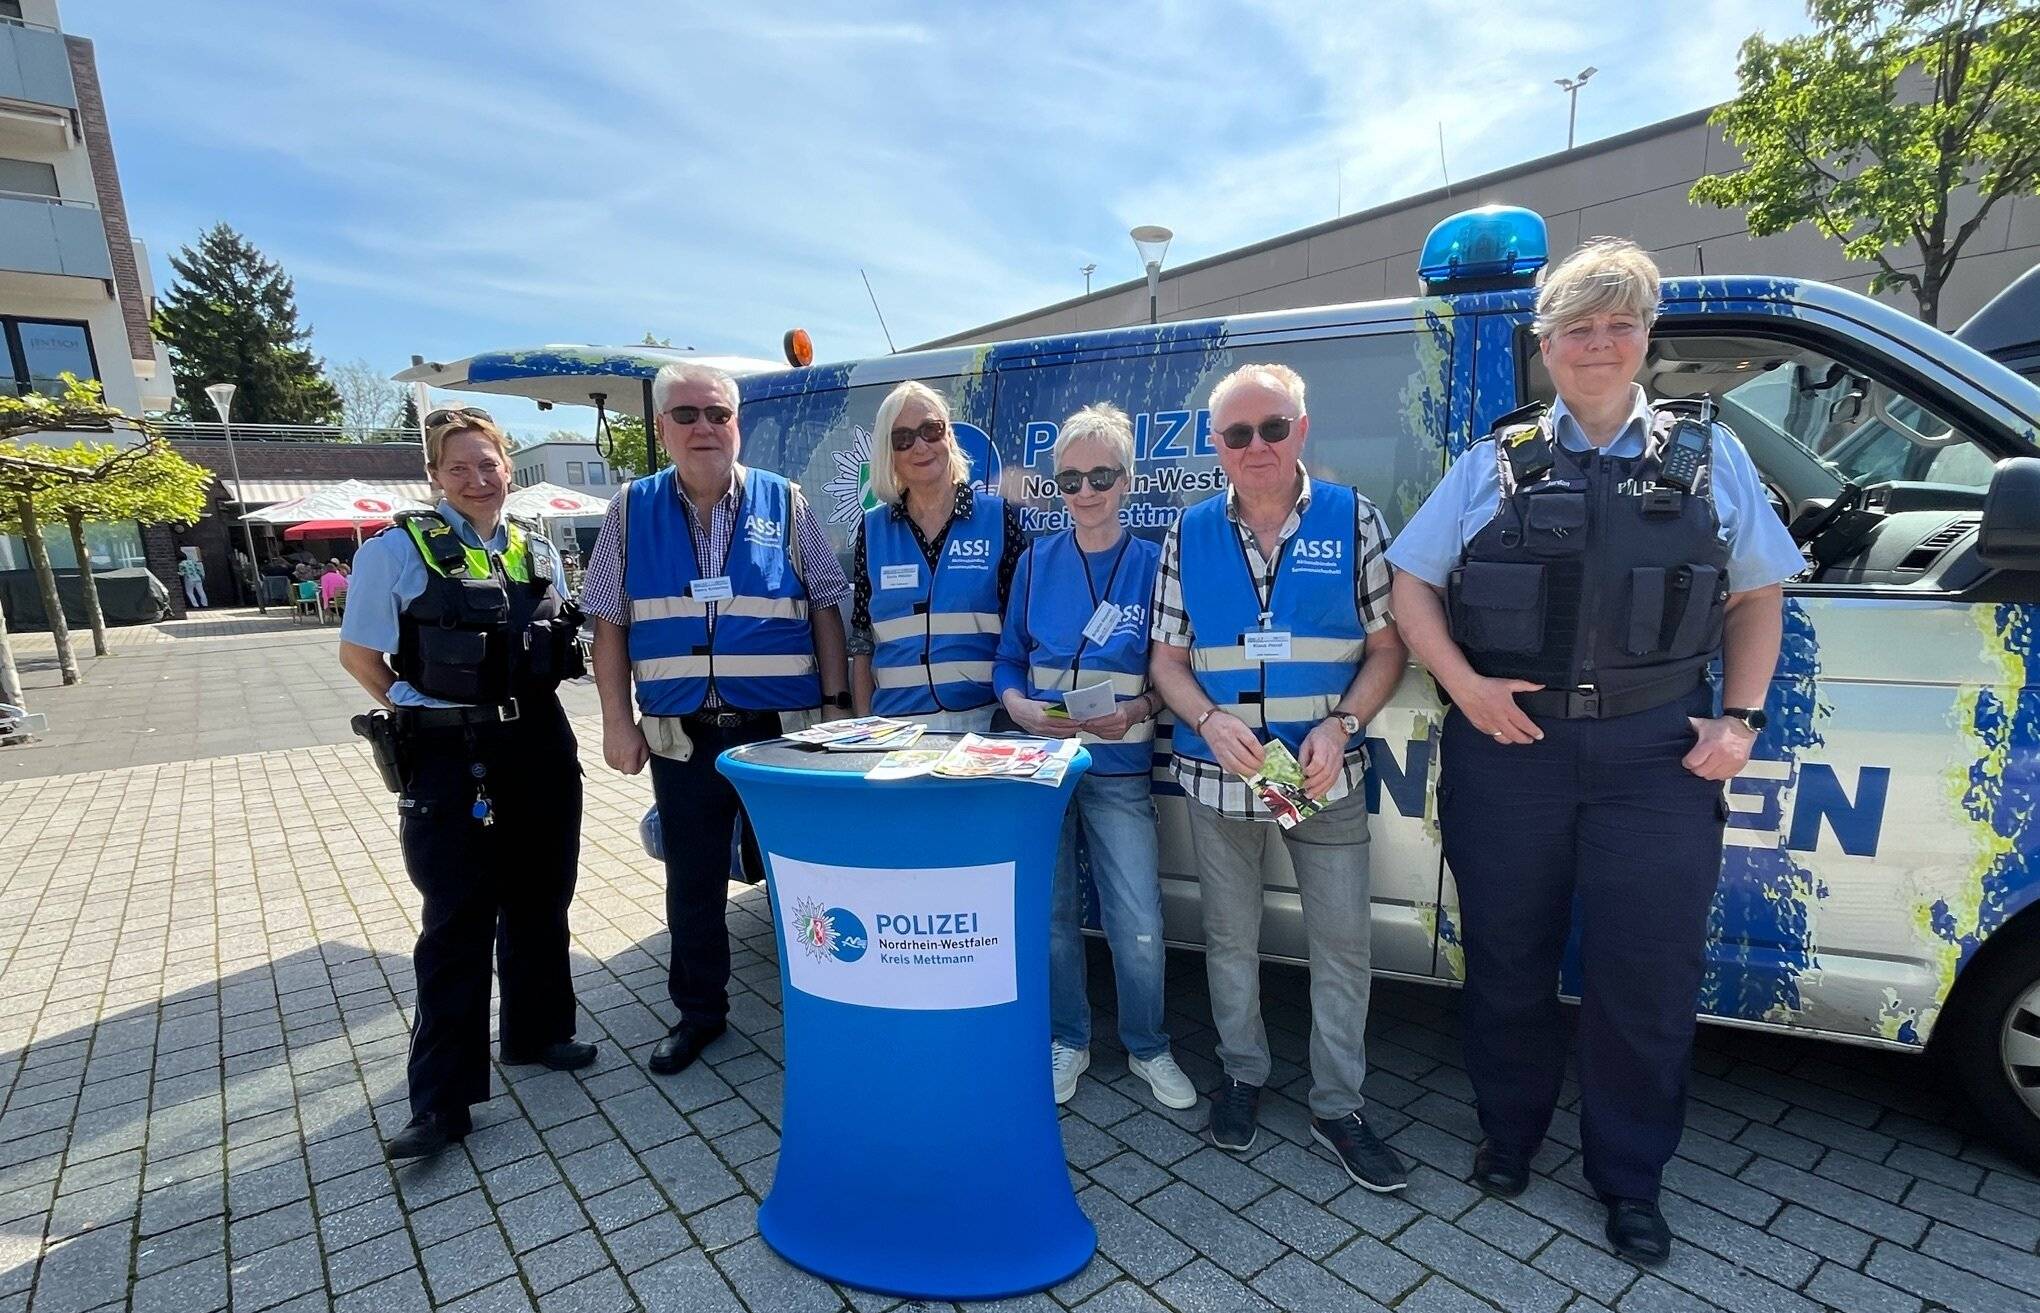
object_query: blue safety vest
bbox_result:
[1170,479,1365,764]
[1015,529,1161,775]
[866,492,1006,715]
[624,466,819,714]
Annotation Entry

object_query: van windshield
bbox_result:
[1718,359,1996,492]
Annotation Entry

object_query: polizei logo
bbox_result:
[791,898,867,964]
[771,856,1017,1010]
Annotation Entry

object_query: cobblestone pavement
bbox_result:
[3,723,2039,1311]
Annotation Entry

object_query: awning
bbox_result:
[283,519,393,541]
[226,477,435,505]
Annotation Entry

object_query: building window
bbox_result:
[0,4,25,24]
[3,318,97,397]
[587,462,605,485]
[566,461,585,485]
[0,157,58,198]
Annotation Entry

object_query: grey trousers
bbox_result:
[1185,790,1373,1119]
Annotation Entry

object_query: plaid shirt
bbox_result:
[1151,469,1395,821]
[582,465,849,709]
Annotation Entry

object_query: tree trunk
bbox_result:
[66,509,108,657]
[17,493,77,684]
[0,586,22,710]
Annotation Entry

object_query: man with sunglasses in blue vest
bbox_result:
[1148,363,1410,1192]
[586,362,852,1078]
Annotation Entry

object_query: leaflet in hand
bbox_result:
[1058,680,1118,723]
[1241,739,1325,830]
[932,733,1082,786]
[783,716,926,751]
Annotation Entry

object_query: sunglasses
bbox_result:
[424,405,492,430]
[667,404,735,427]
[889,418,949,452]
[1218,416,1296,449]
[1055,465,1124,494]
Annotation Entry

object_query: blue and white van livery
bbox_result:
[421,207,2040,1161]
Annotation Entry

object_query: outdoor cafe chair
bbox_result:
[292,580,321,624]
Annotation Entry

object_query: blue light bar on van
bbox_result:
[1418,206,1548,292]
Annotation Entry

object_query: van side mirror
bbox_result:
[1978,457,2040,567]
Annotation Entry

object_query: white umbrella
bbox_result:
[242,479,435,546]
[504,482,611,520]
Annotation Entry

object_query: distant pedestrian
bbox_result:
[232,548,257,605]
[176,548,208,610]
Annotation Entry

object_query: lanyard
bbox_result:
[1070,534,1132,668]
[1232,516,1294,630]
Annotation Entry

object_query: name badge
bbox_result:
[880,564,919,590]
[691,576,733,602]
[1080,602,1122,646]
[1244,630,1292,661]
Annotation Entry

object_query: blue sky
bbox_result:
[86,0,1810,440]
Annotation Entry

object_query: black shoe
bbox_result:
[1471,1140,1533,1198]
[1311,1112,1408,1193]
[385,1110,471,1161]
[649,1020,726,1076]
[1605,1197,1672,1267]
[1208,1077,1262,1153]
[501,1040,599,1071]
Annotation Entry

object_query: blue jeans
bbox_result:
[1050,770,1170,1059]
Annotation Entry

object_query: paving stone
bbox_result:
[133,1215,226,1279]
[228,1233,326,1312]
[327,1229,417,1296]
[626,1248,745,1311]
[1075,1186,1194,1284]
[583,1178,669,1234]
[1805,1262,1926,1313]
[714,1234,845,1312]
[1322,1233,1428,1303]
[1460,1197,1557,1258]
[598,1085,691,1151]
[1109,1112,1204,1167]
[1398,1276,1508,1313]
[1392,1215,1569,1313]
[1649,1237,1821,1313]
[228,1198,315,1255]
[689,1194,759,1251]
[607,1209,692,1273]
[484,1153,564,1205]
[1906,1180,2040,1248]
[1241,1186,1355,1260]
[1865,1241,2040,1313]
[1136,1181,1284,1278]
[1817,1150,1915,1203]
[440,1275,535,1312]
[1981,1170,2040,1219]
[1918,1220,2040,1295]
[641,1137,741,1215]
[1660,1156,1780,1225]
[1656,1192,1819,1289]
[1061,1116,1124,1171]
[1738,1159,1929,1244]
[499,1183,588,1254]
[1151,1257,1275,1312]
[1171,1148,1276,1209]
[1885,1143,1985,1193]
[421,1225,520,1303]
[1530,1232,1636,1304]
[409,1188,497,1247]
[538,1268,636,1313]
[1088,1152,1171,1203]
[1072,1281,1173,1312]
[130,1254,228,1313]
[1327,1181,1422,1237]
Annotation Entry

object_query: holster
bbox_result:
[351,709,409,793]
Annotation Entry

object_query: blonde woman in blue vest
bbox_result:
[994,403,1196,1112]
[849,380,1024,731]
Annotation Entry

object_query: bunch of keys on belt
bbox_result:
[470,760,495,826]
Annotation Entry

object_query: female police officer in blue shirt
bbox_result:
[1387,239,1804,1265]
[339,408,593,1160]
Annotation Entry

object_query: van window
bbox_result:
[989,328,1455,538]
[1719,362,1991,492]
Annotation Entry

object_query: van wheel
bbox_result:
[1942,930,2040,1169]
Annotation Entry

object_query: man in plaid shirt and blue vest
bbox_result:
[587,362,851,1078]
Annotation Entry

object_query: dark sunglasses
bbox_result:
[1218,416,1296,449]
[424,405,492,429]
[889,418,949,452]
[667,404,734,426]
[1055,465,1125,494]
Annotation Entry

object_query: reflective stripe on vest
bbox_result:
[1015,530,1162,774]
[865,491,1005,715]
[623,467,820,714]
[1170,480,1365,765]
[404,515,535,583]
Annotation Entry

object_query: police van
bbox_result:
[429,205,2040,1161]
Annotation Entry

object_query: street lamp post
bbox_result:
[1555,66,1598,150]
[1080,263,1096,295]
[1130,225,1173,325]
[205,381,267,614]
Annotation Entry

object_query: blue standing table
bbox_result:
[717,737,1096,1301]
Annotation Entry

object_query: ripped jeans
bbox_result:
[1049,769,1171,1060]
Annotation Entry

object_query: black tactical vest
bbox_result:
[393,512,583,705]
[1446,402,1731,715]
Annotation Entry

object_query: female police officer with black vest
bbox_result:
[340,407,593,1160]
[1388,240,1803,1265]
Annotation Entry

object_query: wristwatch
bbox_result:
[1722,706,1768,734]
[828,691,852,710]
[1329,712,1361,736]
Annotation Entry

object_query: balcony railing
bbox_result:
[158,421,423,445]
[0,19,74,112]
[0,190,107,278]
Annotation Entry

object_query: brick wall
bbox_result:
[64,36,153,366]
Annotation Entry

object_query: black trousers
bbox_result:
[649,713,780,1026]
[1439,686,1726,1202]
[398,699,583,1120]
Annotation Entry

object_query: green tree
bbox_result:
[1692,0,2040,326]
[153,222,344,422]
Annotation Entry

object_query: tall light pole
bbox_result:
[205,381,266,614]
[1555,66,1597,150]
[1130,225,1173,325]
[1080,262,1097,295]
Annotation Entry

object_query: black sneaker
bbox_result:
[1208,1077,1261,1153]
[1311,1112,1408,1193]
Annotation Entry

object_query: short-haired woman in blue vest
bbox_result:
[338,408,594,1161]
[994,403,1197,1113]
[849,380,1024,731]
[1388,239,1802,1267]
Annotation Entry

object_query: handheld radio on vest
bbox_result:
[1657,419,1710,494]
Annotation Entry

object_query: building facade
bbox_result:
[920,109,2040,349]
[510,436,618,493]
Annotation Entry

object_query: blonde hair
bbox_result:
[1534,237,1660,337]
[1053,402,1135,472]
[424,407,513,469]
[1208,362,1307,419]
[869,380,971,505]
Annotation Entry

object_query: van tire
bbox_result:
[1939,926,2040,1169]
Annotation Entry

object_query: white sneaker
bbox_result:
[1129,1050,1198,1110]
[1051,1042,1090,1104]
